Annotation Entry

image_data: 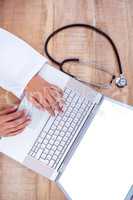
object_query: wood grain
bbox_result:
[0,0,132,200]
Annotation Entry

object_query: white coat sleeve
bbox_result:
[0,28,48,98]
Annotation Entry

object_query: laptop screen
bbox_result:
[58,98,133,200]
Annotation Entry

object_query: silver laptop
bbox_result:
[0,64,103,181]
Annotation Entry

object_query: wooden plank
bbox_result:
[95,0,133,104]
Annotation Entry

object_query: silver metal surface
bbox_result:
[23,155,58,181]
[115,74,127,88]
[23,77,103,181]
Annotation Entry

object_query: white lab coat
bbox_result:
[0,28,47,98]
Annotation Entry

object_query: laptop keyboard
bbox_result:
[29,87,96,169]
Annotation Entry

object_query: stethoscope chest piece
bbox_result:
[115,74,127,88]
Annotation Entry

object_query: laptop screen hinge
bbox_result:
[94,93,103,105]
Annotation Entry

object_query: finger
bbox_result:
[28,94,54,116]
[0,131,8,137]
[34,96,55,116]
[47,93,61,113]
[45,106,55,116]
[5,127,26,137]
[39,96,54,115]
[50,85,64,96]
[50,88,64,106]
[49,90,64,111]
[4,120,30,136]
[0,110,25,125]
[28,96,43,110]
[42,97,55,115]
[50,89,64,100]
[0,105,18,116]
[29,95,54,116]
[29,94,50,111]
[5,114,31,129]
[3,110,27,123]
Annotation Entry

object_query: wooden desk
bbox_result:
[0,0,132,199]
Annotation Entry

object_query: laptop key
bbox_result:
[41,143,46,149]
[52,155,58,160]
[51,145,57,151]
[55,150,60,156]
[35,149,43,159]
[43,139,48,145]
[47,144,52,149]
[46,155,52,160]
[31,152,36,157]
[55,141,60,146]
[57,146,63,151]
[49,140,54,145]
[43,149,49,154]
[60,132,66,137]
[49,150,54,156]
[41,159,49,165]
[41,153,47,159]
[49,160,55,167]
[63,136,68,142]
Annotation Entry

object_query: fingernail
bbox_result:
[23,110,28,115]
[50,112,54,116]
[36,105,42,109]
[13,105,18,109]
[59,102,64,108]
[58,98,64,102]
[26,120,31,124]
[27,116,31,120]
[61,105,65,112]
[54,110,59,115]
[10,105,18,110]
[60,104,64,109]
[59,100,64,105]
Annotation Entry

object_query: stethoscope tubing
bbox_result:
[44,23,127,88]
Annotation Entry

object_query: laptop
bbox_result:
[0,64,133,200]
[0,64,103,181]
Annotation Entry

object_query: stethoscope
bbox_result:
[44,23,127,88]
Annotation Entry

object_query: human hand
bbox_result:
[0,106,31,137]
[25,75,64,115]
